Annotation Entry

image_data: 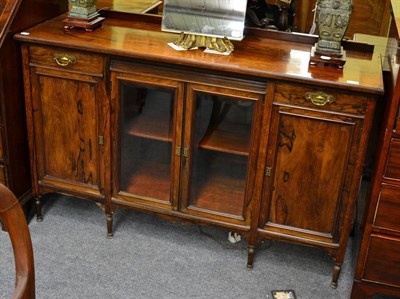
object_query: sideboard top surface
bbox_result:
[15,14,384,95]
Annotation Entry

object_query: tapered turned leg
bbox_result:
[35,196,43,222]
[106,213,113,239]
[247,244,255,269]
[331,263,341,288]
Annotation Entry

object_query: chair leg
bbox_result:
[22,198,35,224]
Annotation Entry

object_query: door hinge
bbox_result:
[176,146,189,157]
[175,146,181,156]
[183,147,189,158]
[265,166,272,177]
[98,135,104,145]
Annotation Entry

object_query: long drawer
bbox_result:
[273,82,369,115]
[385,138,400,180]
[28,45,104,75]
[363,234,400,288]
[374,184,400,232]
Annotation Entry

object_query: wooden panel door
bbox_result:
[259,105,363,246]
[28,63,106,197]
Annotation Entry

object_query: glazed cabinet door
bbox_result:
[110,60,266,224]
[111,68,184,210]
[24,46,107,198]
[180,83,264,224]
[259,82,369,247]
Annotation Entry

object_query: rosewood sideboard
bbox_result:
[15,13,384,287]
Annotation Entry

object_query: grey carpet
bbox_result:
[0,194,354,298]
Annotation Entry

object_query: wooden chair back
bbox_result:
[0,184,35,299]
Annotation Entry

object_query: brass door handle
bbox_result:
[305,92,334,106]
[53,54,77,67]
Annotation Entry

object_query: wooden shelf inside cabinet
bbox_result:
[191,177,245,216]
[189,151,247,216]
[124,113,173,142]
[198,98,252,156]
[199,121,251,156]
[120,159,171,201]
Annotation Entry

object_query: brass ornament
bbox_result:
[174,33,234,53]
[305,91,335,106]
[53,54,77,67]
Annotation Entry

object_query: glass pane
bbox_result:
[189,93,254,217]
[120,81,174,202]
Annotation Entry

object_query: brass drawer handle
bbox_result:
[53,54,77,67]
[305,92,335,106]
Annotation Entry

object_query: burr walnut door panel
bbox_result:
[259,105,363,245]
[29,66,106,196]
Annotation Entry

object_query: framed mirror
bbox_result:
[97,0,163,14]
[95,0,391,39]
[161,0,248,40]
